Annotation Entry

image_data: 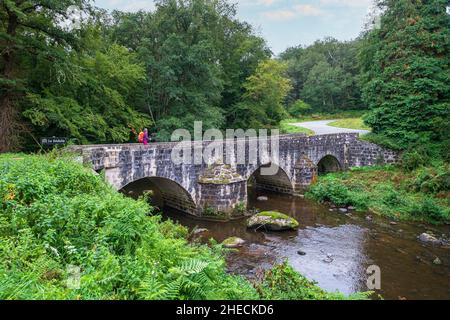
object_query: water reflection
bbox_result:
[283,225,368,295]
[123,179,450,300]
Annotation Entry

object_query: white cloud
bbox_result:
[319,0,373,8]
[258,0,278,5]
[294,4,324,16]
[263,4,324,21]
[96,0,155,12]
[119,0,155,12]
[237,0,279,6]
[263,10,297,21]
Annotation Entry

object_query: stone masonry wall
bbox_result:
[71,133,399,218]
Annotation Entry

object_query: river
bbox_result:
[123,182,450,300]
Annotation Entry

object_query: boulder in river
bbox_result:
[418,233,442,245]
[222,237,246,248]
[257,196,269,201]
[247,211,299,231]
[339,208,348,213]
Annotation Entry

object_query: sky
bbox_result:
[95,0,375,55]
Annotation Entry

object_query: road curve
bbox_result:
[291,120,370,136]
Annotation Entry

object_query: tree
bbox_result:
[280,37,364,112]
[108,0,270,141]
[360,0,450,149]
[0,0,93,151]
[288,100,312,118]
[302,61,352,112]
[231,60,291,128]
[23,32,150,145]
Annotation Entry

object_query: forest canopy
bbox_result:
[1,0,449,153]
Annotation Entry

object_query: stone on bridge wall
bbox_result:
[294,155,318,194]
[250,164,294,195]
[198,163,247,217]
[349,140,399,167]
[150,177,198,216]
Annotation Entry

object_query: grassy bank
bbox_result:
[328,118,370,131]
[279,119,314,135]
[279,110,368,135]
[0,153,367,300]
[307,165,450,224]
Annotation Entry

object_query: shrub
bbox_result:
[376,184,406,207]
[307,175,369,210]
[407,198,449,223]
[401,149,430,172]
[410,166,450,194]
[308,165,449,224]
[254,261,370,300]
[0,155,256,300]
[288,100,312,118]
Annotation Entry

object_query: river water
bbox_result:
[124,183,450,300]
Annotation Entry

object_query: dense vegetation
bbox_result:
[360,0,450,153]
[0,154,369,299]
[1,0,276,150]
[1,0,448,154]
[280,38,364,114]
[308,162,450,224]
[284,0,449,225]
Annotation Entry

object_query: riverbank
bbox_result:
[164,189,450,300]
[307,165,450,224]
[0,153,366,300]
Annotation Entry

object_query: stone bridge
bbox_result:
[72,133,398,218]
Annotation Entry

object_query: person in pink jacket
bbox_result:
[143,128,149,145]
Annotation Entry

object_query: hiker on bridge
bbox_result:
[143,128,149,146]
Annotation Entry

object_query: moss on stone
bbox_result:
[247,211,299,230]
[198,163,245,185]
[222,237,245,248]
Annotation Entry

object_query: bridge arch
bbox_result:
[120,176,197,215]
[247,163,294,194]
[317,155,342,175]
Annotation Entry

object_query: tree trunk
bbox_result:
[0,9,20,152]
[0,95,19,153]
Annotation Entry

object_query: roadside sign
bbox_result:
[41,137,68,146]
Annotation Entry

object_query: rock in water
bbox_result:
[297,250,306,256]
[257,196,269,201]
[192,228,209,237]
[247,211,299,231]
[433,257,442,265]
[338,208,348,213]
[222,237,246,248]
[418,233,442,245]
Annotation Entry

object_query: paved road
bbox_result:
[292,120,370,136]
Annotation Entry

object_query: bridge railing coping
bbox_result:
[69,132,363,151]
